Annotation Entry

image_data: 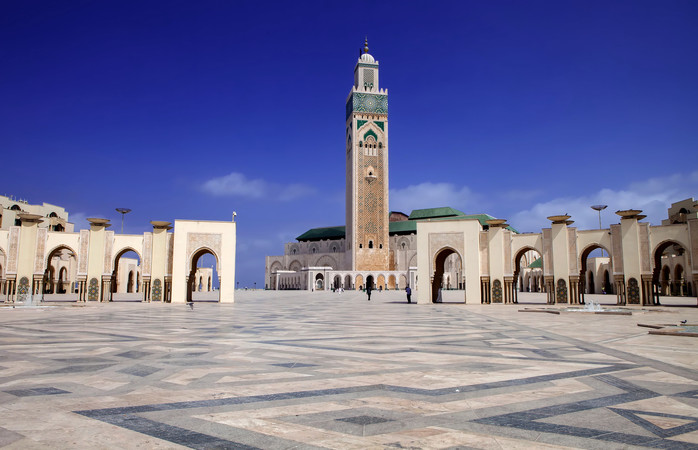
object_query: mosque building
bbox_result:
[264,41,698,306]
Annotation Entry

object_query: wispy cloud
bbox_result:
[201,172,315,201]
[389,171,698,233]
[68,212,90,231]
[509,171,698,232]
[390,182,479,213]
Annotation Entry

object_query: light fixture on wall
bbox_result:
[115,208,131,234]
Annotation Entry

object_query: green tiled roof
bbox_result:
[528,258,542,269]
[389,220,417,234]
[296,226,345,241]
[408,207,465,220]
[296,207,518,241]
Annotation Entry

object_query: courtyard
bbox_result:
[1,291,697,449]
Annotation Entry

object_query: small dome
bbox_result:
[360,52,375,63]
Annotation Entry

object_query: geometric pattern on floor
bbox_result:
[1,290,698,449]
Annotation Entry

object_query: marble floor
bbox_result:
[1,290,698,449]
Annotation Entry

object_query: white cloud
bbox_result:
[201,172,315,201]
[390,182,478,213]
[388,171,697,233]
[68,212,90,231]
[509,171,698,233]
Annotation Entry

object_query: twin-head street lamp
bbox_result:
[591,205,607,257]
[116,208,131,234]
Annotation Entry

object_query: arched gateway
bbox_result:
[0,215,236,304]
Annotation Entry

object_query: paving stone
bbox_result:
[1,290,697,448]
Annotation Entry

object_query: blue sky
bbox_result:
[2,1,697,288]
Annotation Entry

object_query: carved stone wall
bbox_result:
[567,228,578,275]
[479,231,489,276]
[186,233,222,272]
[34,228,47,274]
[103,230,114,274]
[639,223,651,273]
[429,232,463,274]
[78,230,89,275]
[7,227,19,274]
[610,224,624,274]
[503,230,512,275]
[542,229,553,276]
[167,234,174,276]
[142,233,152,276]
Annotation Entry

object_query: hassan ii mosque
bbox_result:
[0,41,696,307]
[264,40,698,306]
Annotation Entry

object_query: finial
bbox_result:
[364,36,369,53]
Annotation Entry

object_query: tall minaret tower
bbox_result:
[345,39,389,272]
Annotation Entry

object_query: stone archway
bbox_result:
[187,248,220,302]
[652,240,689,305]
[366,275,374,290]
[578,243,613,304]
[513,247,542,304]
[432,247,465,303]
[42,245,78,300]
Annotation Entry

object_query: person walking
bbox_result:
[405,285,412,303]
[366,284,372,301]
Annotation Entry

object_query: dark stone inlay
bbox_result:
[97,414,260,449]
[52,357,112,364]
[119,365,161,377]
[115,351,152,359]
[43,363,115,374]
[337,415,394,425]
[271,362,318,368]
[608,408,698,438]
[5,387,70,397]
[673,389,698,399]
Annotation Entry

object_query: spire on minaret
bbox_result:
[364,37,369,53]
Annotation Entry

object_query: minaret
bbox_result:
[345,39,389,271]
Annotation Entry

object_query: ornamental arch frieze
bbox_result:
[185,233,222,273]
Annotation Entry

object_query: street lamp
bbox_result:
[116,208,131,234]
[591,205,607,257]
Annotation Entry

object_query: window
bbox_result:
[379,244,382,249]
[368,241,374,249]
[359,243,363,248]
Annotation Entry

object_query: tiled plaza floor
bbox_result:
[1,291,698,449]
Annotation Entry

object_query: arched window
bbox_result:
[379,244,382,249]
[49,212,58,218]
[10,205,20,211]
[312,248,317,253]
[359,141,363,147]
[368,241,374,249]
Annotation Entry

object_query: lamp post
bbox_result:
[115,208,131,234]
[591,205,607,257]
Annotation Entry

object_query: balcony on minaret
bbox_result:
[365,167,377,182]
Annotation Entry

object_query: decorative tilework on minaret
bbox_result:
[345,39,390,271]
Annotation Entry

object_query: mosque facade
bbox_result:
[264,42,698,306]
